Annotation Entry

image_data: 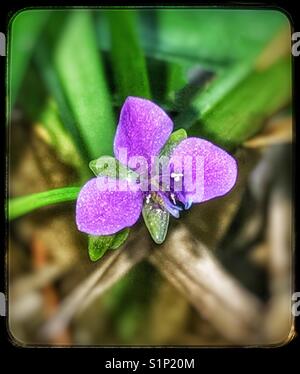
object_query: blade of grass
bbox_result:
[34,43,90,163]
[178,56,291,150]
[53,10,115,159]
[139,9,287,69]
[9,9,49,109]
[174,27,291,149]
[165,61,188,103]
[106,11,151,101]
[18,67,89,180]
[8,187,80,221]
[34,99,90,181]
[147,57,189,105]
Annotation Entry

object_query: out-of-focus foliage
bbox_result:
[107,11,151,102]
[53,12,115,159]
[10,9,290,160]
[138,10,285,67]
[9,10,49,108]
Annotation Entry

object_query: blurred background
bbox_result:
[8,8,293,346]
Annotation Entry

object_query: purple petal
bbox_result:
[76,177,143,235]
[114,97,173,170]
[169,138,238,203]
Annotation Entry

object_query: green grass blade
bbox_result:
[8,9,49,109]
[139,9,287,68]
[180,56,291,149]
[8,187,80,221]
[53,10,115,159]
[106,11,151,101]
[18,67,89,180]
[35,99,90,181]
[34,42,90,163]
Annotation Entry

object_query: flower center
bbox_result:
[142,167,192,218]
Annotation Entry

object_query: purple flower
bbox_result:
[76,97,238,243]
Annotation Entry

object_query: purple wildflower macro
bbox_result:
[76,97,238,244]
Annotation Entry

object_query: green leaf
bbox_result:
[53,11,115,159]
[8,187,80,221]
[142,197,169,244]
[106,11,151,101]
[36,99,89,180]
[159,128,187,158]
[88,228,130,261]
[17,64,90,181]
[33,41,90,163]
[89,156,138,181]
[88,234,115,261]
[179,56,291,149]
[9,9,49,109]
[110,228,130,250]
[139,10,287,69]
[165,62,188,102]
[147,57,189,107]
[18,68,88,179]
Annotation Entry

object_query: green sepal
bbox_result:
[88,228,130,262]
[89,156,138,181]
[159,128,187,158]
[142,197,169,245]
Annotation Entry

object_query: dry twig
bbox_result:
[40,227,151,341]
[149,226,264,344]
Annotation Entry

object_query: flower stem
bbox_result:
[8,186,81,221]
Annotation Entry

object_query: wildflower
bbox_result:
[76,97,238,243]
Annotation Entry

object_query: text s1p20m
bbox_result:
[149,358,195,369]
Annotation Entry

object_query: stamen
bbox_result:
[171,172,183,182]
[161,194,182,218]
[170,193,176,205]
[146,194,151,204]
